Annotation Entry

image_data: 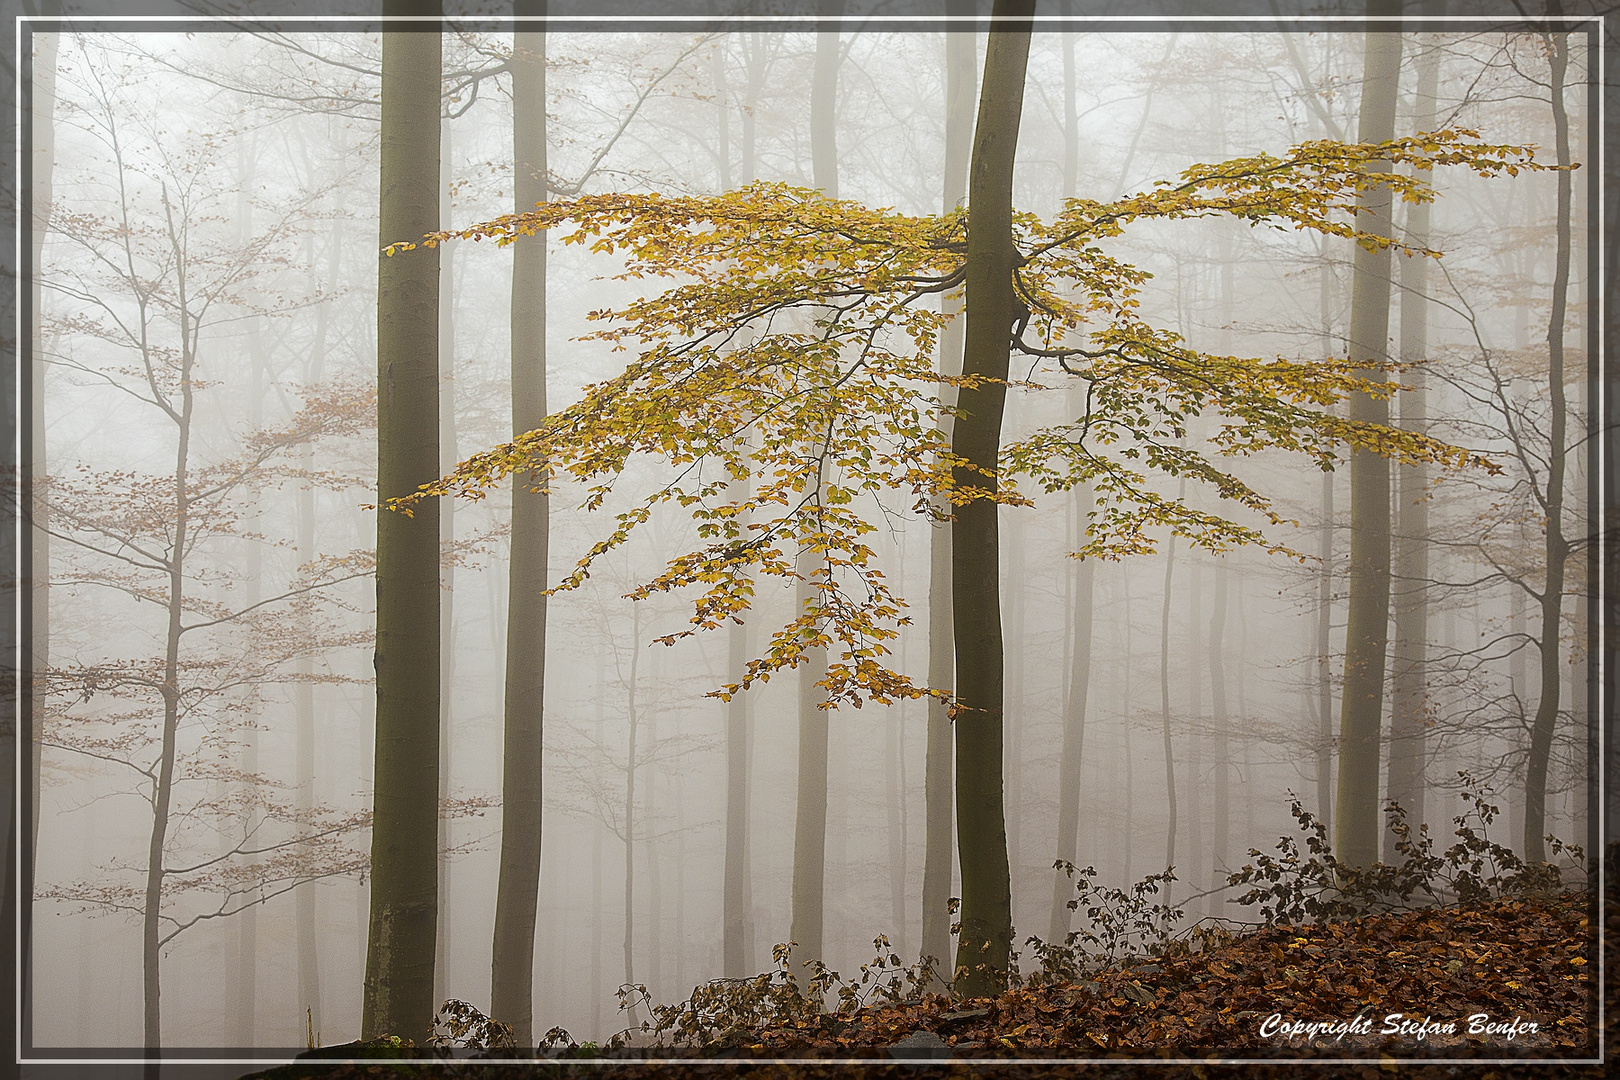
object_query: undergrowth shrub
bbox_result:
[607,936,943,1050]
[1227,773,1584,927]
[1022,867,1185,986]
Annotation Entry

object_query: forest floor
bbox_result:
[244,882,1605,1080]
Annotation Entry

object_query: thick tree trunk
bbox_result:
[1524,24,1571,865]
[1333,12,1401,872]
[949,0,1030,999]
[922,0,975,992]
[1386,27,1440,861]
[363,13,441,1043]
[491,22,549,1047]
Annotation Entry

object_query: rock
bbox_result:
[939,1007,990,1023]
[888,1029,951,1060]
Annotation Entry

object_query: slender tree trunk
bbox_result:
[1159,534,1178,885]
[1049,492,1093,942]
[1386,26,1440,861]
[27,26,57,888]
[296,234,332,1038]
[1333,10,1401,872]
[490,23,549,1047]
[363,11,441,1042]
[712,40,731,190]
[789,557,830,983]
[435,112,457,1013]
[591,657,605,1038]
[722,602,751,979]
[1005,493,1026,895]
[1184,559,1203,894]
[949,0,1031,999]
[622,613,641,1025]
[922,0,975,991]
[1316,262,1336,839]
[789,12,841,984]
[144,191,199,1059]
[1209,563,1230,907]
[1121,562,1134,886]
[1525,22,1571,865]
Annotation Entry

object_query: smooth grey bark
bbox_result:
[139,186,203,1057]
[1046,29,1091,944]
[1049,488,1094,942]
[1386,23,1441,861]
[362,12,441,1042]
[789,12,841,982]
[27,26,57,887]
[1184,560,1203,895]
[1333,12,1401,872]
[491,23,549,1046]
[949,0,1031,999]
[922,0,974,990]
[723,603,751,978]
[1005,492,1026,888]
[1209,564,1230,903]
[1121,563,1135,885]
[1317,265,1336,840]
[1524,21,1572,865]
[1158,534,1178,885]
[296,213,335,1040]
[621,608,643,1025]
[434,113,456,1013]
[591,658,605,1036]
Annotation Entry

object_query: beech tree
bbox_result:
[1334,5,1403,874]
[386,71,1543,1004]
[364,3,442,1043]
[31,40,377,1050]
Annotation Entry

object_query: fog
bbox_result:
[22,16,1592,1056]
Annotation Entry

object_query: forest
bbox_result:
[12,0,1601,1070]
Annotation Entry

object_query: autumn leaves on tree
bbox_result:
[384,30,1549,995]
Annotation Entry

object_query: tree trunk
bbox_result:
[722,594,751,979]
[1333,10,1401,872]
[363,11,441,1043]
[622,610,641,1025]
[789,611,829,984]
[1524,21,1571,865]
[921,0,975,992]
[789,12,841,984]
[143,188,200,1059]
[27,25,57,888]
[1313,93,1337,834]
[296,225,332,1039]
[434,111,457,1014]
[1209,563,1230,907]
[491,22,549,1047]
[949,0,1031,999]
[1048,490,1093,942]
[1386,24,1440,861]
[1159,534,1178,885]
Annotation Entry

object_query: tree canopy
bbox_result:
[385,128,1544,711]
